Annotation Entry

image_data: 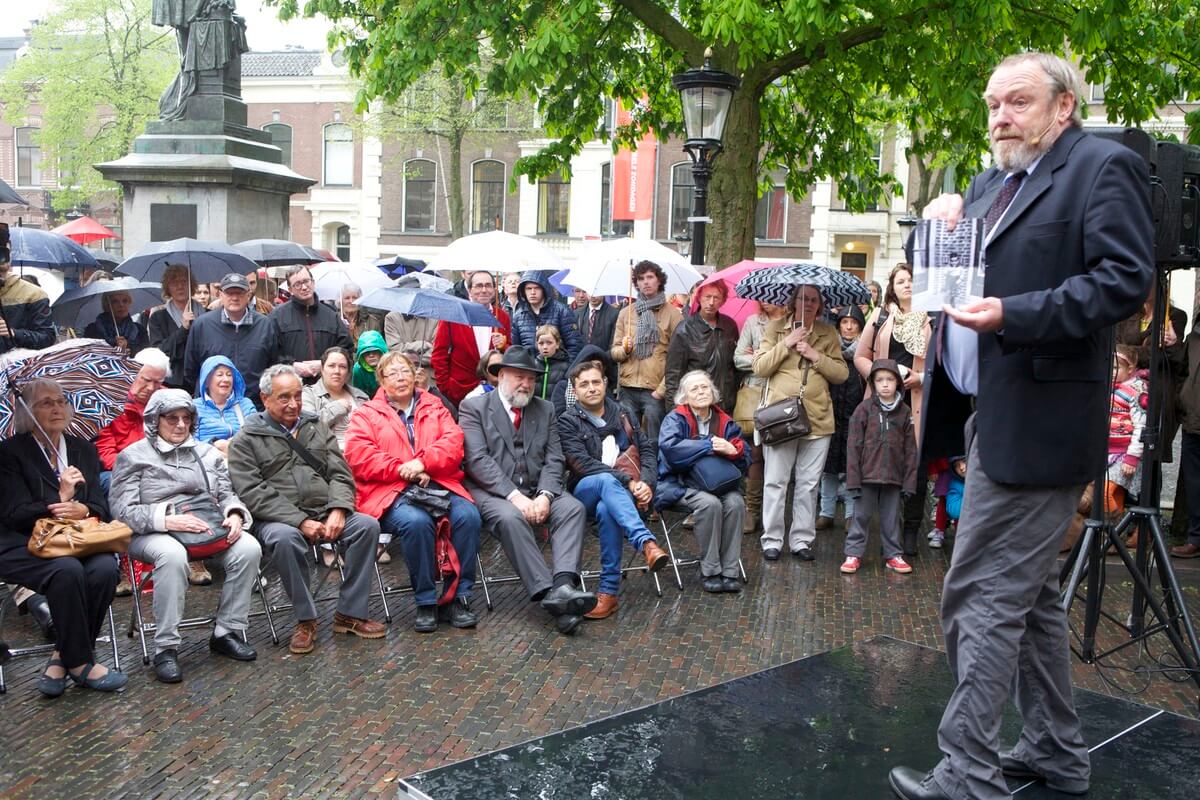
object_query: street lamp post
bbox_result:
[672,48,740,266]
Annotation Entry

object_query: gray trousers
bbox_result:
[257,512,380,623]
[128,532,262,653]
[761,434,830,552]
[843,484,902,559]
[682,488,745,578]
[473,492,587,599]
[932,423,1089,800]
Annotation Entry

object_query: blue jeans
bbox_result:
[573,473,656,595]
[381,493,480,606]
[819,472,855,521]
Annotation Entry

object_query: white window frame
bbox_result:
[402,157,438,233]
[469,158,506,233]
[322,123,354,187]
[668,161,695,240]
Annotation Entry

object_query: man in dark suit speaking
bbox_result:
[889,53,1153,800]
[460,346,598,635]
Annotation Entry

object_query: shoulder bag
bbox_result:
[753,361,812,446]
[613,412,643,484]
[685,454,743,496]
[167,451,234,560]
[28,517,131,559]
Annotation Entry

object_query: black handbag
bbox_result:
[168,451,233,560]
[753,362,812,445]
[685,454,743,495]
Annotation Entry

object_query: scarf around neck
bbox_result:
[633,291,665,360]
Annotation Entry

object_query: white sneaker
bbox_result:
[929,530,945,549]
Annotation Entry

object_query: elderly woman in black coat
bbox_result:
[0,379,127,697]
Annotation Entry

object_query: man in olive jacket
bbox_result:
[227,364,386,655]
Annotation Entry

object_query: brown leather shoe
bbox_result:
[332,612,387,639]
[643,540,669,573]
[1171,543,1200,558]
[289,620,318,655]
[187,561,213,586]
[584,592,618,619]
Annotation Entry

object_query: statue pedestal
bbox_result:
[97,113,315,255]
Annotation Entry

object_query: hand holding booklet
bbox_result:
[909,218,987,312]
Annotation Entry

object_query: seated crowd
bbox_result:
[0,259,927,700]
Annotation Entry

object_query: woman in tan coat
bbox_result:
[752,285,848,561]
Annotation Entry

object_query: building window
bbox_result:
[600,162,612,236]
[669,163,694,240]
[403,158,436,232]
[336,225,350,262]
[755,183,787,242]
[16,127,41,188]
[537,171,569,235]
[323,123,353,186]
[471,160,505,233]
[264,123,293,167]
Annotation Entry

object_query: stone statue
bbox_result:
[154,0,249,122]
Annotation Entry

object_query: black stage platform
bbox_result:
[399,636,1199,799]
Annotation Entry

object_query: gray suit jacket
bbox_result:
[460,391,566,499]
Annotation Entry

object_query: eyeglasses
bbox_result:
[34,398,70,409]
[162,415,192,426]
[383,368,414,380]
[290,278,314,289]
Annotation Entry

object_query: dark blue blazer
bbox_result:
[920,126,1153,486]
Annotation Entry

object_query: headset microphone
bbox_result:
[1028,117,1059,147]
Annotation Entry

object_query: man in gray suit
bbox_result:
[460,346,597,634]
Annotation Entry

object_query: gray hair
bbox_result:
[674,370,720,406]
[133,347,172,379]
[260,364,302,398]
[14,378,74,435]
[994,52,1084,126]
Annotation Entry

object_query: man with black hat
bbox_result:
[459,345,597,634]
[184,272,279,405]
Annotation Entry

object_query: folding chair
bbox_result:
[0,591,121,694]
[256,541,392,645]
[125,555,278,665]
[578,512,666,597]
[475,524,577,611]
[656,505,748,588]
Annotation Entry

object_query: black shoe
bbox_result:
[999,751,1089,795]
[439,597,478,629]
[414,605,438,633]
[555,613,583,635]
[702,575,725,593]
[20,594,56,642]
[792,546,815,561]
[153,649,182,684]
[763,547,781,561]
[722,576,742,593]
[540,583,597,617]
[209,632,257,661]
[887,767,951,800]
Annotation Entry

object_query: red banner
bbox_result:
[611,102,656,221]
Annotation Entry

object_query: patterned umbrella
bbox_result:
[734,261,870,309]
[0,339,138,440]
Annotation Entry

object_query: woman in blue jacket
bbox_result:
[194,355,258,455]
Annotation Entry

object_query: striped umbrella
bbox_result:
[734,261,870,309]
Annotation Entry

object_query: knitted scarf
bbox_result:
[890,307,929,358]
[633,291,665,360]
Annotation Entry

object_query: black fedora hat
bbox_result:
[488,345,541,377]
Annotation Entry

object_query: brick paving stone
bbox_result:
[0,519,1197,798]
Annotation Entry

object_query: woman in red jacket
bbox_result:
[345,352,481,634]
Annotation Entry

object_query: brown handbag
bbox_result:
[753,362,812,445]
[614,413,642,483]
[27,517,132,559]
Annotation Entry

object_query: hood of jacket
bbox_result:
[197,355,248,406]
[143,388,199,451]
[517,270,553,301]
[355,330,387,364]
[565,343,619,388]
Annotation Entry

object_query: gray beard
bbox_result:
[991,134,1052,173]
[502,388,532,409]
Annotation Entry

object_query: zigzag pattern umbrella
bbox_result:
[0,339,138,440]
[734,261,870,309]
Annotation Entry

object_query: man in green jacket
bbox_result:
[228,364,387,655]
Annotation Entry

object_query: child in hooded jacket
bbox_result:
[841,359,918,574]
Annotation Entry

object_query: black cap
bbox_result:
[219,272,251,292]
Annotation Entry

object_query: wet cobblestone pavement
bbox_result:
[1,515,1197,798]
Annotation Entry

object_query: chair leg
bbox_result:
[659,517,685,590]
[477,554,494,611]
[257,566,280,646]
[374,561,392,623]
[738,557,748,583]
[106,606,121,672]
[0,661,6,693]
[127,557,151,665]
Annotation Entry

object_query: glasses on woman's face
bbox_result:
[383,368,414,381]
[34,397,70,410]
[162,413,192,427]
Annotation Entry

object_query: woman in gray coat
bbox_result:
[110,389,261,685]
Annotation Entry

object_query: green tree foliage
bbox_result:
[0,0,176,212]
[278,0,1200,266]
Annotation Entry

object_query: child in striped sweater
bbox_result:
[1105,344,1148,515]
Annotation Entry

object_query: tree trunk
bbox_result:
[448,130,465,241]
[706,89,761,268]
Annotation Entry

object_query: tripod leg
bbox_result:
[1060,523,1095,615]
[1146,515,1200,693]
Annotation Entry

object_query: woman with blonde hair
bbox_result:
[149,263,206,389]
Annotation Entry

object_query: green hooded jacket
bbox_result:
[351,330,388,399]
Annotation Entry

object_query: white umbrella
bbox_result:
[425,231,565,274]
[308,261,394,300]
[561,238,702,297]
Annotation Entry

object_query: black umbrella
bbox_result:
[86,249,120,270]
[117,238,258,284]
[8,227,98,270]
[51,276,164,329]
[234,238,325,267]
[0,178,27,206]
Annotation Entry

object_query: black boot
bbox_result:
[20,594,56,642]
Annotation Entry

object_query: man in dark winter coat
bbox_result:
[574,288,619,351]
[183,273,279,408]
[510,271,582,359]
[663,281,738,405]
[271,265,354,382]
[0,234,55,353]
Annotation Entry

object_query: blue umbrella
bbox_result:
[51,276,164,329]
[374,255,428,276]
[117,238,258,284]
[357,287,500,327]
[8,227,98,270]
